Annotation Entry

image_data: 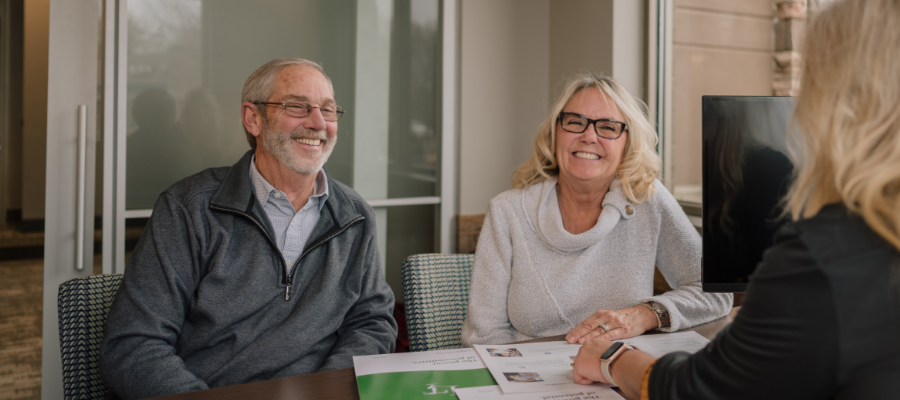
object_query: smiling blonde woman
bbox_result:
[460,74,732,348]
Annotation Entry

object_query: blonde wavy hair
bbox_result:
[786,0,900,252]
[512,74,661,203]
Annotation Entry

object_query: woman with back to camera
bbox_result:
[572,0,900,398]
[460,73,732,348]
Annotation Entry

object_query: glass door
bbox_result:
[119,0,446,300]
[41,0,105,398]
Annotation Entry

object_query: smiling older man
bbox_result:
[100,58,397,400]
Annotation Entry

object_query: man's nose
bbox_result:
[303,107,328,131]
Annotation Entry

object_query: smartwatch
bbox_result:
[600,341,629,386]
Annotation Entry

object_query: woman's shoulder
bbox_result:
[635,179,681,214]
[648,179,676,202]
[760,204,897,294]
[789,204,896,264]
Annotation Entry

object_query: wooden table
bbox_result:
[149,308,740,400]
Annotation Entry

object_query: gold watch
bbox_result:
[639,301,671,329]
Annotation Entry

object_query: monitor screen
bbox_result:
[701,96,795,292]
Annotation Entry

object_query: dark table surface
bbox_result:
[148,308,740,400]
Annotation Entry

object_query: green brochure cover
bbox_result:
[353,348,497,400]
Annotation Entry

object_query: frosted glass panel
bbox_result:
[126,0,439,210]
[124,0,442,281]
[385,204,437,303]
[125,0,351,209]
[388,0,439,199]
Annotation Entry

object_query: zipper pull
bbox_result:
[285,285,291,301]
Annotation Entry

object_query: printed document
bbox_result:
[473,341,604,394]
[618,331,709,358]
[473,331,709,394]
[455,384,624,400]
[353,348,495,400]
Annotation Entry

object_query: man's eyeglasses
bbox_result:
[255,100,345,121]
[558,112,627,139]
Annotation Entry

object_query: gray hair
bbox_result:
[241,58,333,149]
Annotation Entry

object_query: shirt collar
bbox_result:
[249,155,329,212]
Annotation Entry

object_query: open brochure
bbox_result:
[455,385,624,400]
[473,331,710,394]
[353,348,496,400]
[472,341,601,394]
[353,331,709,399]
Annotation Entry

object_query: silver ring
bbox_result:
[597,322,611,333]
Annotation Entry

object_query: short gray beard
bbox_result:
[261,117,336,175]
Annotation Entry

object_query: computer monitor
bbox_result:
[701,96,795,292]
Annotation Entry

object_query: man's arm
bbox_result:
[100,193,209,399]
[317,231,398,371]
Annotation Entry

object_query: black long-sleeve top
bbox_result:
[650,203,900,399]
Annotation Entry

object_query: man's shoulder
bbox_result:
[160,166,232,205]
[325,176,375,218]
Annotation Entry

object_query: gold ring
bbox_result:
[597,322,611,333]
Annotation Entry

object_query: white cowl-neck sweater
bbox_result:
[461,179,732,346]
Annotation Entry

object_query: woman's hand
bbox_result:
[566,305,659,344]
[573,338,657,400]
[571,337,615,384]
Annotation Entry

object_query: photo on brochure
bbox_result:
[487,348,524,357]
[502,372,544,383]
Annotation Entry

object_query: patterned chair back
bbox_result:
[57,274,124,400]
[401,253,474,352]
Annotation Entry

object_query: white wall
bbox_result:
[458,0,646,216]
[612,0,646,100]
[549,0,646,112]
[459,0,550,215]
[670,0,773,192]
[549,0,613,100]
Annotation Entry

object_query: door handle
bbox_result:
[76,105,87,271]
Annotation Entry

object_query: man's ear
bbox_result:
[242,102,264,138]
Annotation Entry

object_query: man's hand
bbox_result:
[566,305,658,344]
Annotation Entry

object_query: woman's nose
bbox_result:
[580,125,600,142]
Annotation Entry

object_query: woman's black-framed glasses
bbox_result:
[558,112,626,139]
[255,100,345,121]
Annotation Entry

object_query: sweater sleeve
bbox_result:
[648,226,838,400]
[100,193,209,400]
[317,226,398,371]
[461,197,519,347]
[647,183,732,331]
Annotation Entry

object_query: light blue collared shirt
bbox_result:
[249,156,329,274]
